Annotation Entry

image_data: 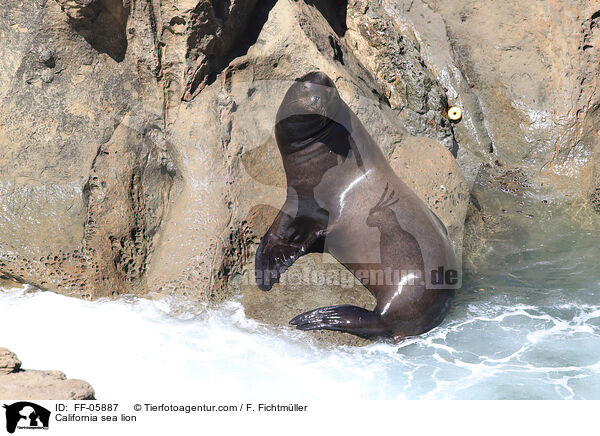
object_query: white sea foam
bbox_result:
[1,283,599,400]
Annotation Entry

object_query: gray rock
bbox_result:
[0,348,22,374]
[38,47,55,67]
[0,348,94,400]
[40,70,54,83]
[345,0,456,152]
[0,370,95,400]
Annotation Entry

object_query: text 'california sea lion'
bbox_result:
[255,72,459,341]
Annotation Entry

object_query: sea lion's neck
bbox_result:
[282,139,336,196]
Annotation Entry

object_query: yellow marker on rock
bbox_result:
[448,106,462,121]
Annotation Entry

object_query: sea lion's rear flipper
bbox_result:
[255,208,325,291]
[290,305,390,339]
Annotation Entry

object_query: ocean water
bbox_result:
[1,194,599,400]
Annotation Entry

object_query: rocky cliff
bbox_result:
[0,0,598,343]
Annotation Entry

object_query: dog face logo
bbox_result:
[2,402,50,433]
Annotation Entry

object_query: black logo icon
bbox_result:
[3,402,50,434]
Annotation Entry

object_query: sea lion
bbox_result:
[255,72,458,341]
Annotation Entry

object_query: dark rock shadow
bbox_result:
[70,0,129,62]
[183,0,278,100]
[304,0,348,36]
[201,0,279,92]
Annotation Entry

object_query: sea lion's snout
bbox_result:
[292,72,337,113]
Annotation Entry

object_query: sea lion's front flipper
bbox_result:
[290,305,390,339]
[255,208,325,291]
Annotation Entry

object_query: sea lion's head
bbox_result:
[275,71,341,149]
